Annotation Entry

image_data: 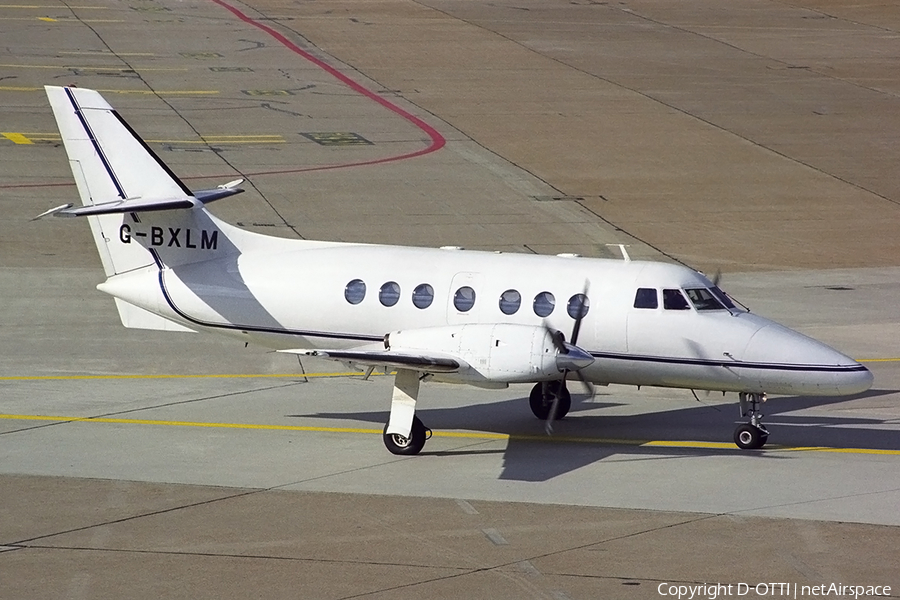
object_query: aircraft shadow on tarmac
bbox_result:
[290,387,899,482]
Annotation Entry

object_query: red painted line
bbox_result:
[209,0,445,177]
[6,0,446,191]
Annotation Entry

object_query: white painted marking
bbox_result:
[482,527,509,545]
[518,560,541,576]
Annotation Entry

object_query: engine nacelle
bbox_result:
[386,323,568,384]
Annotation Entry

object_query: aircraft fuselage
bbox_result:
[98,236,872,397]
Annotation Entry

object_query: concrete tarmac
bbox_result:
[1,1,899,598]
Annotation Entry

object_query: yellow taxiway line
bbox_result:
[58,51,156,56]
[1,132,33,144]
[1,412,897,455]
[3,133,283,145]
[0,371,370,381]
[0,63,185,70]
[0,4,108,8]
[0,17,122,21]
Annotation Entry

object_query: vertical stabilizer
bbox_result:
[45,86,241,276]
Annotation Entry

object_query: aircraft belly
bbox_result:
[591,356,744,391]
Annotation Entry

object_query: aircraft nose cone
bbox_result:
[745,324,851,365]
[557,343,594,372]
[743,324,873,396]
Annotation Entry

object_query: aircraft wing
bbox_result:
[280,348,461,373]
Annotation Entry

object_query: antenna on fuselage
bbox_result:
[606,244,631,262]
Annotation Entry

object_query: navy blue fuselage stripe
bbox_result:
[156,271,383,343]
[64,87,127,200]
[590,351,867,373]
[149,248,164,270]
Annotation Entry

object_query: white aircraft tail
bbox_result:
[44,85,249,276]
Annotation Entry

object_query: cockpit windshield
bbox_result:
[684,288,728,311]
[708,286,737,309]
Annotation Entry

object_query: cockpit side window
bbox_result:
[663,288,690,310]
[634,288,658,309]
[684,288,726,310]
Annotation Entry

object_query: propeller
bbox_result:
[542,280,595,434]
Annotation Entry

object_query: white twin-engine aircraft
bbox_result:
[39,86,873,455]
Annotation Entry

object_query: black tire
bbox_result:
[383,416,427,455]
[529,381,572,420]
[733,423,766,450]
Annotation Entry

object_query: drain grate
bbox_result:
[301,132,372,146]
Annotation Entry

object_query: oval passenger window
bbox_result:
[533,291,555,317]
[412,283,435,309]
[379,281,401,307]
[499,289,521,315]
[453,286,476,312]
[344,279,366,305]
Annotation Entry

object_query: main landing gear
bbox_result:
[529,381,571,421]
[734,392,769,450]
[382,369,432,455]
[383,416,431,455]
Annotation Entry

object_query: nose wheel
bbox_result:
[734,392,769,450]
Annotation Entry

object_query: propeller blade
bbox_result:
[574,370,595,396]
[543,321,568,354]
[570,315,583,348]
[544,394,560,435]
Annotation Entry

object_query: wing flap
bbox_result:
[281,348,461,373]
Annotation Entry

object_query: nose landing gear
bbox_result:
[734,392,769,450]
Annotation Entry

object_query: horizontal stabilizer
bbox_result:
[49,196,197,218]
[194,179,245,203]
[34,182,245,219]
[280,348,461,373]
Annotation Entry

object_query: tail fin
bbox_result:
[44,86,244,276]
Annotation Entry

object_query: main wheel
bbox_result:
[733,424,767,450]
[529,381,572,420]
[383,416,427,455]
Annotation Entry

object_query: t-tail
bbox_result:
[41,85,248,276]
[40,85,266,331]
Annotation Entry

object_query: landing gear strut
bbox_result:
[734,392,769,450]
[529,381,571,421]
[383,368,431,455]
